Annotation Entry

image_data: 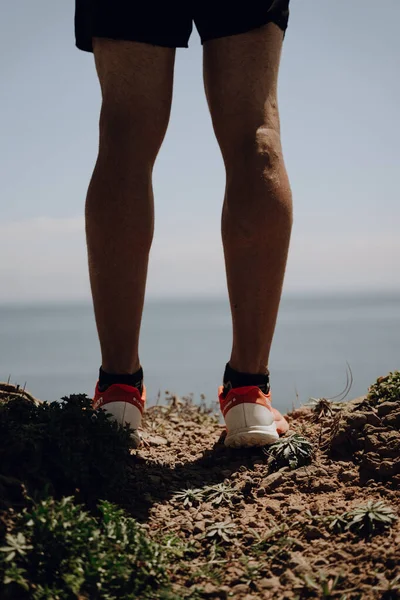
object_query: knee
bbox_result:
[98,101,164,166]
[222,127,292,236]
[226,126,291,202]
[227,127,283,180]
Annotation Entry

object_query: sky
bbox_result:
[0,1,399,302]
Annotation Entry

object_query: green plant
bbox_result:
[239,557,261,591]
[203,483,237,507]
[0,496,169,599]
[264,434,314,470]
[0,395,135,509]
[300,572,345,598]
[172,487,204,507]
[327,514,349,534]
[373,572,400,599]
[368,371,400,404]
[254,525,296,566]
[345,501,397,536]
[307,398,343,421]
[205,520,237,543]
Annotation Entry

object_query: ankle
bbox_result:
[222,361,270,397]
[98,365,144,393]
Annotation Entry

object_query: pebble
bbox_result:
[258,576,281,590]
[263,471,284,491]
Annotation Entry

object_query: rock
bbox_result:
[258,576,281,590]
[338,470,358,483]
[201,582,227,598]
[377,401,399,417]
[147,434,168,446]
[347,411,368,428]
[270,493,287,500]
[304,525,326,540]
[264,472,284,491]
[383,409,400,428]
[289,552,312,573]
[310,480,337,492]
[288,504,303,514]
[193,521,206,534]
[231,584,249,594]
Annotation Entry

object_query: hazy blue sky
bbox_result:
[0,1,399,302]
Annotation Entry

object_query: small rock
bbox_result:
[289,552,312,573]
[304,525,325,540]
[311,480,337,493]
[338,470,357,483]
[193,521,206,534]
[148,434,168,446]
[271,492,287,500]
[347,411,368,428]
[383,409,400,428]
[258,576,281,590]
[231,584,249,594]
[202,582,226,598]
[365,479,378,487]
[364,411,382,426]
[264,472,284,491]
[377,401,399,417]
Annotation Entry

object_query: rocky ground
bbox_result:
[0,373,399,599]
[133,381,400,599]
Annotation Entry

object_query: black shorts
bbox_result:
[75,2,290,53]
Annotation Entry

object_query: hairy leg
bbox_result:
[86,39,175,374]
[204,23,292,375]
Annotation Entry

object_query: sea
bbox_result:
[0,293,399,414]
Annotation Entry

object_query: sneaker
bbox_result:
[92,383,146,448]
[218,385,289,448]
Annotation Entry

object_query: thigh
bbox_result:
[93,39,176,156]
[203,22,284,157]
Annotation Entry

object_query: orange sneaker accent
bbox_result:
[219,385,273,417]
[92,382,146,448]
[93,382,146,414]
[218,386,289,447]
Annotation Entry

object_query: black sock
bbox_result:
[98,366,144,394]
[222,362,270,397]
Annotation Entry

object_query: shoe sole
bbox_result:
[225,424,279,448]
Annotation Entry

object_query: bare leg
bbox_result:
[203,23,292,376]
[86,40,175,374]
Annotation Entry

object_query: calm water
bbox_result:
[0,294,399,413]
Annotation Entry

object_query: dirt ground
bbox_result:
[131,390,400,599]
[0,378,398,599]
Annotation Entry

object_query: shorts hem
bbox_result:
[200,17,288,45]
[75,33,188,53]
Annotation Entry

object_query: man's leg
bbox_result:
[203,23,292,379]
[86,40,175,379]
